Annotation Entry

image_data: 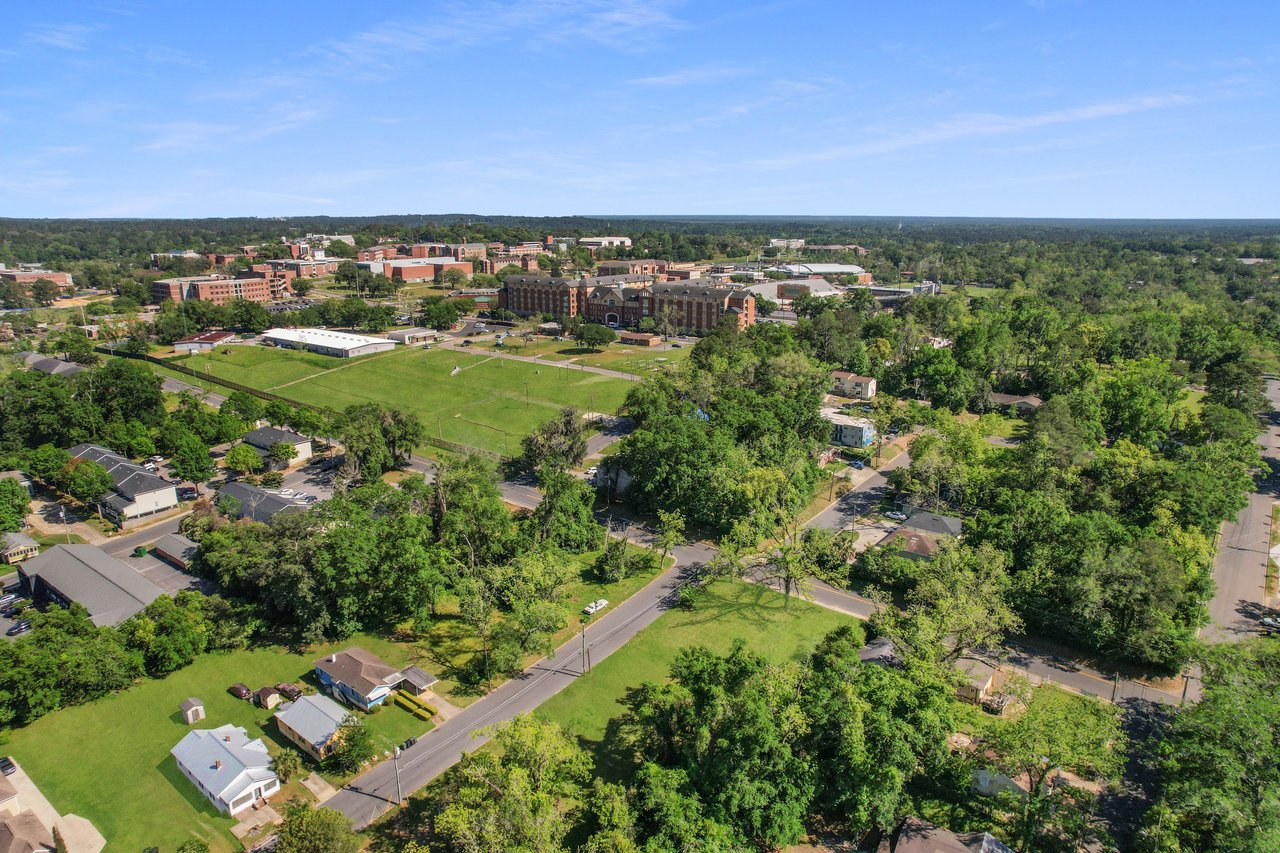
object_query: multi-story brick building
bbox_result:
[595,259,668,277]
[358,258,473,282]
[483,253,542,275]
[152,274,290,305]
[0,265,74,293]
[357,245,400,262]
[266,258,341,277]
[500,275,753,332]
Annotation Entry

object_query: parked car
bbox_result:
[275,683,303,701]
[885,511,908,521]
[1,599,30,618]
[850,460,865,470]
[671,342,683,348]
[1262,615,1280,632]
[227,683,252,700]
[0,757,14,777]
[177,487,198,501]
[0,594,17,609]
[583,598,609,615]
[6,621,32,637]
[461,339,473,347]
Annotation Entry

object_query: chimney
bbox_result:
[215,760,222,769]
[328,654,336,663]
[224,735,232,743]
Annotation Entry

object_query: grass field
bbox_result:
[496,338,693,374]
[4,634,424,853]
[537,580,855,776]
[155,344,635,456]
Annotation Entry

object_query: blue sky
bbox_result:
[2,1,1277,218]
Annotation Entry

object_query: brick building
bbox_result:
[500,275,753,332]
[0,265,74,293]
[483,254,542,275]
[596,259,668,277]
[359,258,473,282]
[152,274,290,305]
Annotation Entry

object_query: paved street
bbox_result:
[326,532,715,830]
[1204,377,1280,641]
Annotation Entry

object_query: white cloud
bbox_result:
[138,109,323,152]
[752,92,1196,169]
[629,64,747,87]
[25,23,101,51]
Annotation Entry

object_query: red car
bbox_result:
[275,683,303,701]
[227,683,251,700]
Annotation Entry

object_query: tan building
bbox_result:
[0,266,74,294]
[152,274,287,306]
[832,371,877,400]
[596,259,668,277]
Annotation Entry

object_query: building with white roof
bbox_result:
[821,406,877,448]
[773,263,869,278]
[170,725,279,816]
[262,327,397,358]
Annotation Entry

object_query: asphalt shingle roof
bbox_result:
[21,544,164,626]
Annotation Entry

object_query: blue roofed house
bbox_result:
[170,724,279,816]
[274,694,349,761]
[314,647,406,711]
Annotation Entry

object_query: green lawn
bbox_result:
[416,548,669,706]
[167,345,380,390]
[498,338,692,374]
[4,634,423,853]
[537,580,855,776]
[267,346,633,456]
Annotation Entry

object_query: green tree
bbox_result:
[326,715,376,775]
[528,470,601,551]
[222,390,265,426]
[419,296,460,330]
[578,323,618,351]
[268,441,298,468]
[169,431,216,488]
[25,444,71,484]
[274,800,360,853]
[655,508,686,566]
[224,443,262,476]
[58,459,113,505]
[987,687,1124,852]
[272,749,304,782]
[30,279,61,306]
[520,407,588,477]
[176,841,210,853]
[0,479,31,533]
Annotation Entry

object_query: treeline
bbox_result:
[613,320,830,539]
[0,593,254,727]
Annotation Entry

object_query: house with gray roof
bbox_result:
[17,351,86,377]
[215,481,304,525]
[69,444,178,528]
[1,532,38,566]
[241,426,312,469]
[274,694,349,760]
[170,725,279,816]
[902,510,963,538]
[17,544,164,626]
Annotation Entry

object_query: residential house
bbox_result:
[988,393,1044,414]
[314,647,407,711]
[857,637,902,667]
[151,533,198,570]
[18,353,85,378]
[901,510,963,539]
[1,533,38,566]
[173,331,237,353]
[215,481,305,525]
[956,658,999,705]
[821,407,876,448]
[18,544,165,627]
[831,371,877,400]
[170,725,280,816]
[241,426,313,470]
[875,529,943,562]
[0,808,54,853]
[69,444,178,528]
[889,817,1013,853]
[274,694,349,760]
[0,471,32,495]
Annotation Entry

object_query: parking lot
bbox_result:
[0,575,30,639]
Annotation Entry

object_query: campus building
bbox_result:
[152,274,291,306]
[500,275,754,332]
[261,327,398,358]
[0,264,75,294]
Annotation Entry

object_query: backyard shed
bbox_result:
[179,697,205,724]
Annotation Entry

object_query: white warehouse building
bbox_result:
[261,328,398,358]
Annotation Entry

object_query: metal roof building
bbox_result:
[18,544,165,626]
[261,327,397,358]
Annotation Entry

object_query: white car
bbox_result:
[582,599,609,615]
[885,511,908,522]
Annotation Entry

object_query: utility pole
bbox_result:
[393,746,404,807]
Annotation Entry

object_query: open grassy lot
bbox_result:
[275,346,633,456]
[537,580,855,775]
[416,548,669,706]
[3,634,424,853]
[168,345,382,390]
[497,337,693,374]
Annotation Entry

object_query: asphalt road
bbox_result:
[326,532,715,830]
[1204,377,1280,641]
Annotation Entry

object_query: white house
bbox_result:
[170,725,279,816]
[821,407,876,448]
[831,371,876,400]
[69,444,179,528]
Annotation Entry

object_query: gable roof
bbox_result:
[216,481,304,524]
[315,647,403,698]
[275,693,349,747]
[170,725,275,805]
[69,443,172,499]
[21,544,165,626]
[2,532,37,553]
[242,426,307,450]
[893,817,1012,853]
[401,665,438,691]
[153,532,198,564]
[880,529,943,558]
[902,510,963,538]
[0,810,54,853]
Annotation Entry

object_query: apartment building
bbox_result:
[596,259,668,277]
[501,276,754,332]
[152,274,289,305]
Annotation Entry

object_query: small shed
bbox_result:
[180,697,205,724]
[255,687,282,710]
